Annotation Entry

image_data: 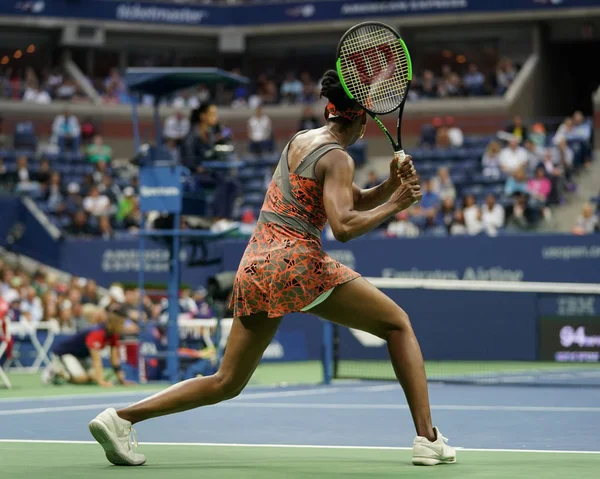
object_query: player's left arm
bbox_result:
[352,154,417,211]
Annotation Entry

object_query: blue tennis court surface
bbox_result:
[2,382,600,452]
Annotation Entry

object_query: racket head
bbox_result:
[336,22,412,116]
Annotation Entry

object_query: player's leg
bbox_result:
[89,312,282,466]
[117,312,282,424]
[60,354,90,384]
[310,277,434,440]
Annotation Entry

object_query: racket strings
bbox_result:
[339,24,410,114]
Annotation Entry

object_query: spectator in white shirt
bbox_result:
[247,105,273,156]
[524,139,544,175]
[83,186,110,217]
[23,87,51,104]
[386,211,420,238]
[431,166,456,201]
[462,194,483,235]
[52,109,81,153]
[572,203,598,235]
[445,116,464,147]
[163,110,190,144]
[499,138,528,174]
[481,194,505,236]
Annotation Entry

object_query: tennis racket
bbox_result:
[336,22,413,163]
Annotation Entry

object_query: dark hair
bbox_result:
[320,70,357,119]
[190,103,216,126]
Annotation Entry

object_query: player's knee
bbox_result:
[382,309,412,339]
[213,371,244,400]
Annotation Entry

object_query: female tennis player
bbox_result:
[89,70,456,467]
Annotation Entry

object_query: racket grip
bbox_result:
[395,150,406,166]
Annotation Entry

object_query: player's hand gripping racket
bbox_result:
[336,22,412,165]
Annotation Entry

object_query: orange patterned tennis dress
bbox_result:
[230,131,360,318]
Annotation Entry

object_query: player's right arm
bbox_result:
[320,150,421,242]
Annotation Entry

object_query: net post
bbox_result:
[322,320,333,385]
[167,217,181,384]
[137,230,146,384]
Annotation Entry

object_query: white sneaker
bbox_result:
[41,366,56,385]
[89,408,146,466]
[412,427,456,466]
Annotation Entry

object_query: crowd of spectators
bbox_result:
[409,58,518,100]
[2,55,518,107]
[372,110,595,238]
[0,259,215,367]
[0,66,88,104]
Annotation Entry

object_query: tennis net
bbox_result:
[331,277,600,387]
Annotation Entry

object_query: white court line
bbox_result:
[0,439,598,454]
[3,401,600,416]
[226,402,600,413]
[0,383,390,404]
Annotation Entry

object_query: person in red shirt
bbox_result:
[44,305,127,387]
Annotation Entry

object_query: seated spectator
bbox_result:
[20,286,43,324]
[67,210,93,237]
[435,127,452,149]
[122,199,141,231]
[247,105,273,156]
[450,209,468,235]
[499,138,528,174]
[571,110,592,144]
[83,186,110,217]
[437,197,456,233]
[35,158,52,186]
[553,137,574,178]
[496,58,517,95]
[116,186,136,225]
[505,115,527,144]
[86,135,112,164]
[299,106,320,131]
[23,86,51,104]
[528,122,546,148]
[98,216,114,240]
[82,279,98,305]
[504,167,529,196]
[364,171,380,190]
[524,139,544,175]
[164,138,181,163]
[463,194,483,235]
[45,172,65,213]
[411,178,440,222]
[65,182,83,215]
[572,203,598,235]
[103,68,126,104]
[163,109,190,144]
[80,117,97,144]
[431,166,456,201]
[553,117,574,144]
[439,73,463,97]
[445,116,464,147]
[419,70,437,98]
[14,155,37,193]
[481,194,505,236]
[482,140,503,178]
[300,72,317,103]
[100,174,121,204]
[463,64,486,96]
[280,72,303,103]
[46,67,63,94]
[55,78,77,101]
[527,165,552,204]
[386,211,419,237]
[52,108,80,153]
[256,74,277,105]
